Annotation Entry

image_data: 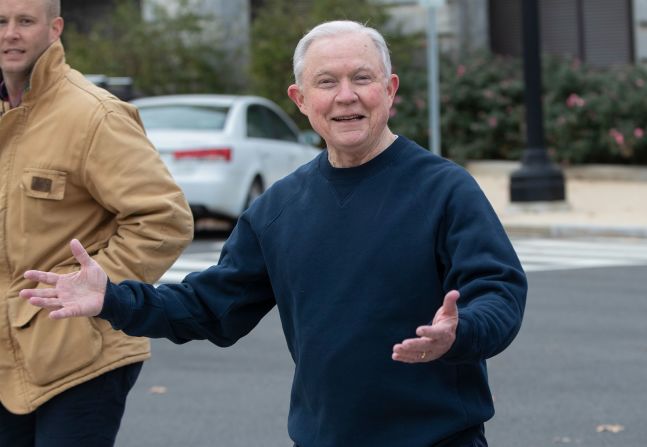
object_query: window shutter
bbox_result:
[489,0,633,66]
[582,0,633,66]
[540,0,580,59]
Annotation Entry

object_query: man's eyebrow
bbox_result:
[0,14,37,21]
[313,69,333,78]
[313,65,377,77]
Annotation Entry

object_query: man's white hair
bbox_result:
[292,20,392,87]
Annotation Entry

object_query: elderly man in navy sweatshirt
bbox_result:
[21,20,527,447]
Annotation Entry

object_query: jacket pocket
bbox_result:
[8,297,103,386]
[21,168,67,200]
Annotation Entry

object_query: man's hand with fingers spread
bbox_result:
[392,290,460,363]
[20,239,108,319]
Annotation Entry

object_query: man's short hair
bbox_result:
[45,0,61,19]
[292,20,392,87]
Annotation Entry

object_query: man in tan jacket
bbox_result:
[0,0,193,445]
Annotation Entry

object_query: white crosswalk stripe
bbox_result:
[158,238,647,283]
[512,238,647,272]
[158,242,224,284]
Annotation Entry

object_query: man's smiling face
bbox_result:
[0,0,62,83]
[288,31,398,165]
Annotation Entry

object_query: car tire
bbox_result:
[244,177,264,210]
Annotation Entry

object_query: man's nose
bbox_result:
[2,21,20,40]
[335,79,358,103]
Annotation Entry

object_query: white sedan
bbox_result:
[131,94,321,222]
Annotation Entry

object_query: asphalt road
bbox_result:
[115,246,647,447]
[486,265,647,447]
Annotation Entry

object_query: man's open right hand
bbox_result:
[20,239,107,319]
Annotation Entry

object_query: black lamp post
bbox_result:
[510,0,565,202]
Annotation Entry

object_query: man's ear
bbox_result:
[287,84,307,115]
[50,17,64,42]
[387,74,399,101]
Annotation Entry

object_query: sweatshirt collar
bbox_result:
[319,135,404,181]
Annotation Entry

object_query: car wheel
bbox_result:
[244,178,264,209]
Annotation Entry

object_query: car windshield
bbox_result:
[138,105,229,131]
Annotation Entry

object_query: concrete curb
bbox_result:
[503,223,647,239]
[466,161,647,182]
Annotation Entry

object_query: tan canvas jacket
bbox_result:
[0,40,193,414]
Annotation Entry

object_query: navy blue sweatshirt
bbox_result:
[101,136,527,446]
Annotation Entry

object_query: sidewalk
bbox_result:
[467,161,647,239]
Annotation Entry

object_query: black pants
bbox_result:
[293,424,487,447]
[434,424,488,447]
[0,362,142,447]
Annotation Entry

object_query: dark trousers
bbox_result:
[435,424,488,447]
[293,424,487,447]
[0,362,142,447]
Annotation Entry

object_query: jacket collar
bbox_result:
[19,39,67,106]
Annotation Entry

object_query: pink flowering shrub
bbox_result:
[439,52,524,163]
[389,50,647,165]
[543,55,647,164]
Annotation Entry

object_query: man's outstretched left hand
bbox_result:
[392,289,459,363]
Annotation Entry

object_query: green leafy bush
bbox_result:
[63,0,243,96]
[542,57,647,165]
[390,50,647,165]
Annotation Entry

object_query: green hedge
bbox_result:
[390,51,647,165]
[63,0,243,97]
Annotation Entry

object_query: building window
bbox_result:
[489,0,633,66]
